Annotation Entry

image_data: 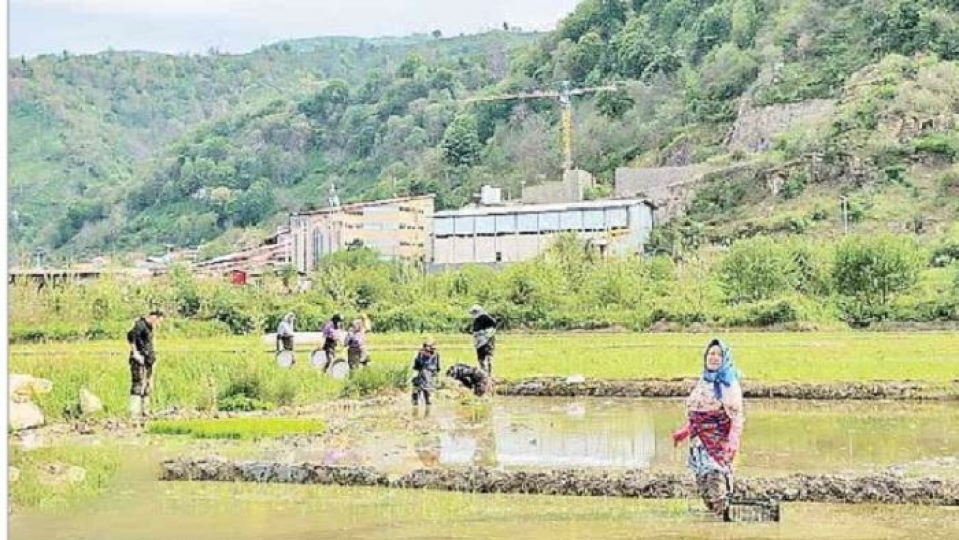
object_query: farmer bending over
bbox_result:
[446,363,491,397]
[412,337,441,407]
[127,310,164,419]
[468,305,497,376]
[672,338,745,516]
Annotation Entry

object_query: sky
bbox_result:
[9,0,580,57]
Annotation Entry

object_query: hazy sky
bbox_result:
[10,0,580,57]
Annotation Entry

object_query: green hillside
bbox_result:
[8,0,959,261]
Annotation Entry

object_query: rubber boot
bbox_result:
[141,396,151,418]
[129,395,142,418]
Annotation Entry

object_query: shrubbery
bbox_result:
[10,233,959,337]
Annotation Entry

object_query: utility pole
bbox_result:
[33,247,46,269]
[840,196,849,235]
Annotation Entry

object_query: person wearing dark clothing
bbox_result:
[126,310,164,418]
[412,338,441,406]
[446,363,491,397]
[468,305,497,376]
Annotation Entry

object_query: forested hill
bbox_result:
[8,30,541,258]
[9,1,959,261]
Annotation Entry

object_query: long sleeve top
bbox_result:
[685,378,745,443]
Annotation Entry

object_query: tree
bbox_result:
[596,88,634,119]
[227,179,276,227]
[833,234,922,322]
[611,16,655,78]
[398,54,424,79]
[299,79,349,122]
[441,114,482,167]
[432,29,442,39]
[719,237,798,303]
[730,0,760,49]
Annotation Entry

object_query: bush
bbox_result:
[719,237,798,303]
[780,172,808,199]
[722,298,801,327]
[217,395,274,412]
[913,133,959,161]
[833,234,923,324]
[341,365,410,398]
[938,166,959,196]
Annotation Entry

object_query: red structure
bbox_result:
[230,270,248,285]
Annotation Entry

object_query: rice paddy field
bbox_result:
[10,330,959,538]
[10,331,959,419]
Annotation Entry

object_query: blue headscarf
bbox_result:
[701,338,738,399]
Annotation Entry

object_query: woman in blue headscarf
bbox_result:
[671,338,745,515]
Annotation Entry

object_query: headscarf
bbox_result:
[701,338,738,399]
[468,305,484,318]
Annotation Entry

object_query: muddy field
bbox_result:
[10,395,959,538]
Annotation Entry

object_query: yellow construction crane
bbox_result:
[464,80,619,171]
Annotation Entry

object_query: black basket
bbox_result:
[723,496,781,522]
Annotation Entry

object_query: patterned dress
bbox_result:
[685,378,745,476]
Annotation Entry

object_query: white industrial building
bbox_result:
[430,191,655,269]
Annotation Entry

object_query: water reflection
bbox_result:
[438,400,657,468]
[273,397,959,474]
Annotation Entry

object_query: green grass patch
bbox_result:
[146,418,326,440]
[341,365,411,398]
[10,445,122,510]
[10,331,959,421]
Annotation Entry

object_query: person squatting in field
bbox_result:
[127,310,164,418]
[672,338,745,516]
[411,337,441,407]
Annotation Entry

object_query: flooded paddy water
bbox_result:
[11,397,959,538]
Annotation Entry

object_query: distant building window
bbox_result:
[539,212,560,232]
[476,216,495,235]
[584,210,605,230]
[454,216,475,235]
[495,214,516,234]
[517,213,538,233]
[435,218,453,236]
[560,210,583,231]
[607,207,629,228]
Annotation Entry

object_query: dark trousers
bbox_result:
[412,371,434,405]
[348,347,370,370]
[476,343,494,376]
[130,359,155,397]
[696,471,727,514]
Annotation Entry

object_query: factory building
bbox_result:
[290,194,434,273]
[430,187,654,269]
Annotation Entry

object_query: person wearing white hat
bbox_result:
[468,305,498,376]
[276,313,296,354]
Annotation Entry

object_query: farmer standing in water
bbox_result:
[672,338,745,516]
